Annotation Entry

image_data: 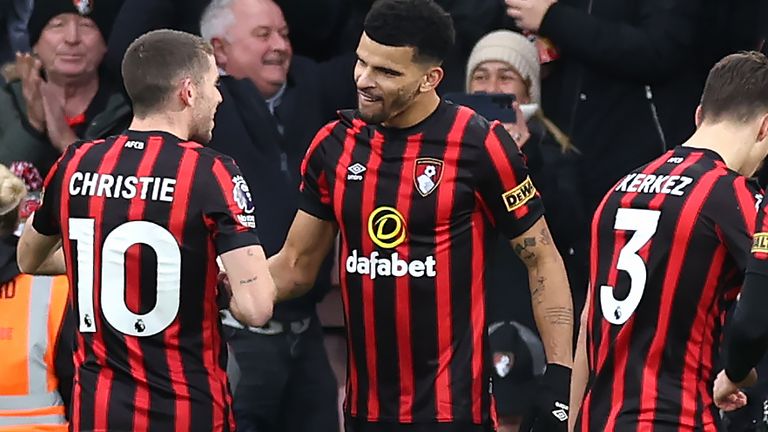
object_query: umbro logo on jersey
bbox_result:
[551,401,569,422]
[347,163,366,181]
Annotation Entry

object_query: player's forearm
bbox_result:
[35,248,66,275]
[528,254,574,366]
[17,215,61,274]
[228,274,275,327]
[724,271,768,383]
[569,310,589,432]
[268,251,316,302]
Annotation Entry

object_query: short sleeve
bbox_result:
[715,176,761,274]
[204,156,261,255]
[299,122,336,221]
[32,144,79,236]
[476,122,545,238]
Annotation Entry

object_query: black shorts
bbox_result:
[344,416,494,432]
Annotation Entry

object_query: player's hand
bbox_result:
[216,271,232,310]
[534,363,571,431]
[714,370,748,412]
[714,369,757,412]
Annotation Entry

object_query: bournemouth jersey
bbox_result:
[579,146,762,431]
[300,101,544,424]
[33,131,261,432]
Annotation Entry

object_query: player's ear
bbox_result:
[420,66,443,93]
[694,105,704,128]
[179,78,195,108]
[756,112,768,143]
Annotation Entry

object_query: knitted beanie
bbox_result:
[466,30,540,104]
[28,0,123,47]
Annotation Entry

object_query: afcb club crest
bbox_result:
[414,158,443,197]
[74,0,93,15]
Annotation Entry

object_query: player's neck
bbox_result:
[381,92,440,129]
[683,122,754,172]
[128,115,190,141]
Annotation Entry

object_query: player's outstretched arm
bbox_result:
[35,247,66,275]
[220,244,276,327]
[18,213,63,274]
[569,298,590,431]
[510,216,573,365]
[269,210,338,302]
[722,271,768,392]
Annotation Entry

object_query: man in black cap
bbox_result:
[0,0,130,177]
[489,320,549,432]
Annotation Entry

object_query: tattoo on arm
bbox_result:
[538,227,551,246]
[239,276,258,285]
[531,274,546,305]
[513,237,537,261]
[247,248,254,256]
[544,306,573,326]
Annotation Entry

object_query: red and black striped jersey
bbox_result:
[300,101,544,424]
[578,146,762,431]
[33,130,261,432]
[747,191,768,272]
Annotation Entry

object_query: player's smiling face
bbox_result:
[354,33,431,125]
[189,55,223,144]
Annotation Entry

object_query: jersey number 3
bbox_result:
[69,218,182,337]
[600,208,661,325]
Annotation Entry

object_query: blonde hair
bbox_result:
[0,164,27,216]
[534,110,578,154]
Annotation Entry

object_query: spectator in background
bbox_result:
[0,0,130,177]
[465,30,586,429]
[105,0,210,82]
[466,30,588,430]
[504,0,732,216]
[0,0,33,66]
[489,321,547,432]
[0,162,72,431]
[200,0,355,430]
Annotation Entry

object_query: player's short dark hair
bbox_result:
[363,0,455,65]
[700,51,768,123]
[121,29,214,118]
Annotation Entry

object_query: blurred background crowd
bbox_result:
[2,0,768,431]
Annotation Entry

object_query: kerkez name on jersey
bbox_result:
[614,172,693,196]
[69,172,176,202]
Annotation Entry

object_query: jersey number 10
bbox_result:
[600,208,661,325]
[69,218,182,337]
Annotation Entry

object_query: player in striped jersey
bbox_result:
[571,51,768,431]
[17,30,276,431]
[267,1,575,431]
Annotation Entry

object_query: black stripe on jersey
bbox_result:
[443,107,481,423]
[334,119,371,419]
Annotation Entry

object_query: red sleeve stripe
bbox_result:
[483,121,520,191]
[300,120,338,180]
[211,158,248,234]
[483,122,531,220]
[733,176,757,235]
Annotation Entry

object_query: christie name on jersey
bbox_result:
[68,171,176,202]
